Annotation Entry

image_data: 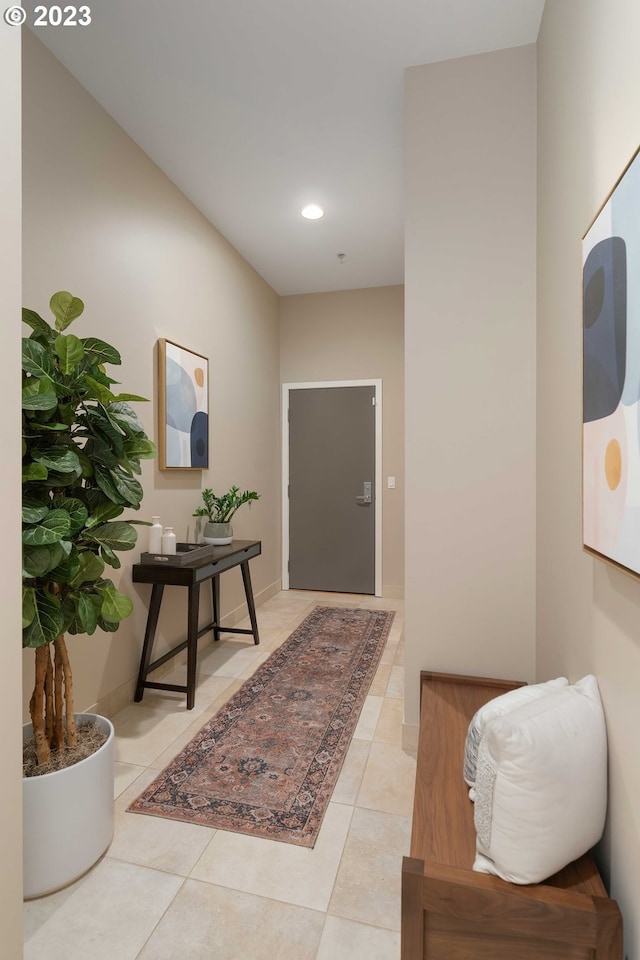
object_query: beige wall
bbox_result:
[280,286,404,595]
[22,32,281,719]
[1,21,24,960]
[404,46,537,732]
[537,1,640,951]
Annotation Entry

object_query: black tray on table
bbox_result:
[139,542,217,566]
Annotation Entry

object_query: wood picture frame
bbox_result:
[582,143,640,577]
[158,338,209,470]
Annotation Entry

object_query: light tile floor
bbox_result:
[24,591,415,960]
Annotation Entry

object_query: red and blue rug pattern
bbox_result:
[128,605,395,846]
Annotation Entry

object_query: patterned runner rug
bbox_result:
[128,604,395,846]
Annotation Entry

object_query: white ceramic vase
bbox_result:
[23,712,115,899]
[202,521,233,545]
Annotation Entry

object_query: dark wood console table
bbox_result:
[132,539,261,709]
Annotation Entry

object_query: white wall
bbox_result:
[0,22,24,960]
[280,286,404,595]
[22,32,281,719]
[537,1,640,952]
[404,45,537,734]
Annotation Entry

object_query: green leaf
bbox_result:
[94,465,121,503]
[27,421,69,432]
[123,456,141,477]
[47,548,82,585]
[83,376,115,405]
[76,593,98,635]
[54,333,85,375]
[88,521,137,552]
[31,448,81,473]
[81,338,121,365]
[47,467,84,488]
[55,403,77,426]
[23,308,53,337]
[22,509,71,546]
[22,379,58,411]
[52,496,88,535]
[22,339,54,378]
[91,366,119,387]
[83,433,120,468]
[23,586,36,628]
[100,584,133,623]
[22,589,64,648]
[112,393,149,403]
[50,291,84,332]
[108,401,145,435]
[100,544,122,569]
[69,551,105,586]
[123,438,157,460]
[85,408,126,458]
[23,542,68,578]
[60,597,77,634]
[22,495,50,524]
[85,501,124,528]
[109,468,144,507]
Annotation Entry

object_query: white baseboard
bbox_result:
[402,722,419,752]
[382,584,404,599]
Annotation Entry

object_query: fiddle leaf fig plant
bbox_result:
[193,485,260,524]
[22,292,157,770]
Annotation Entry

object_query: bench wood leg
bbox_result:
[134,583,165,702]
[401,857,425,960]
[594,897,624,959]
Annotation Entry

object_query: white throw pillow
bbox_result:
[463,676,569,789]
[472,675,607,885]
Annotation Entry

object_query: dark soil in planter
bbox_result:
[23,720,109,778]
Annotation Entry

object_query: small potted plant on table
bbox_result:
[193,486,260,545]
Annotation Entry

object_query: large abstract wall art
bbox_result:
[158,339,209,469]
[583,145,640,576]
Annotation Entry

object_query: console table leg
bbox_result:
[211,575,221,642]
[135,583,165,702]
[186,583,201,710]
[241,560,260,645]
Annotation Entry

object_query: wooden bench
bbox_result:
[401,671,623,960]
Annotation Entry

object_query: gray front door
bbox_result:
[288,385,375,593]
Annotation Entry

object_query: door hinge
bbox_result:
[288,559,290,572]
[371,397,376,406]
[288,484,290,498]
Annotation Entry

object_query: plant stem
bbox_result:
[54,640,64,750]
[31,646,51,767]
[44,650,54,748]
[54,635,77,748]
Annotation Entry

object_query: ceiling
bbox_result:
[32,0,545,296]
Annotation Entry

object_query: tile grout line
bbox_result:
[133,873,188,960]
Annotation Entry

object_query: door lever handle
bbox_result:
[356,481,372,504]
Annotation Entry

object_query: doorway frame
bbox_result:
[281,378,383,597]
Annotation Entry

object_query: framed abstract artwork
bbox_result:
[583,144,640,577]
[158,339,209,469]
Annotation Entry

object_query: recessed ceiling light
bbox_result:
[301,204,324,220]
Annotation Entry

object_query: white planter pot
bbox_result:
[202,521,233,545]
[23,713,115,899]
